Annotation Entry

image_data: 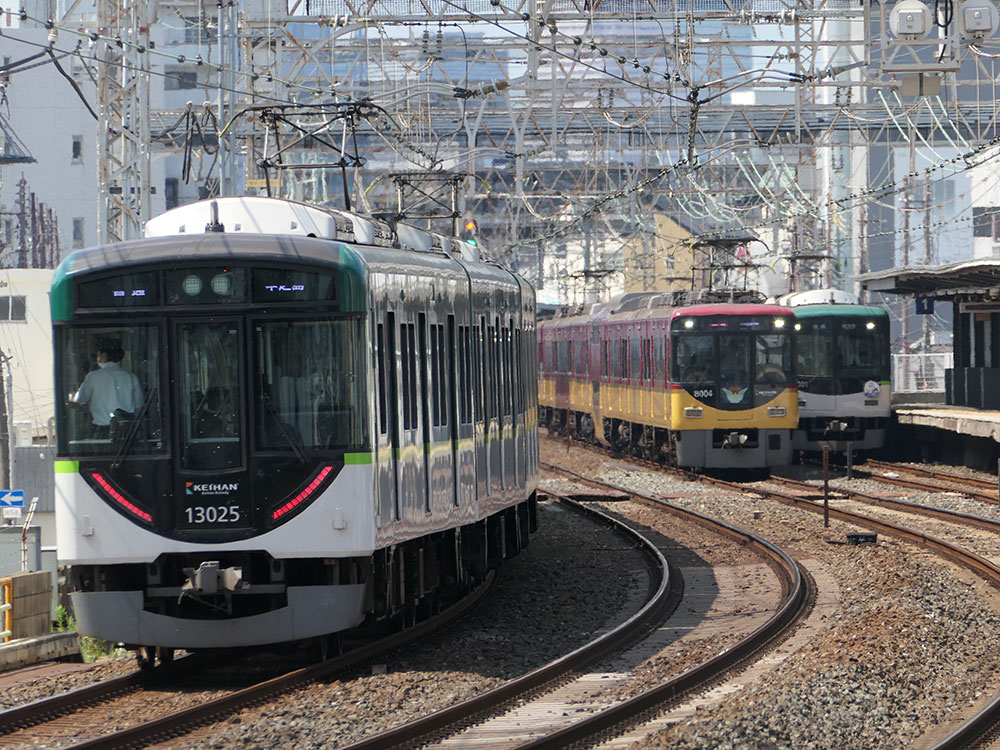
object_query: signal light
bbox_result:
[462,219,478,246]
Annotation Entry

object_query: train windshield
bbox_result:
[56,325,163,456]
[177,321,241,471]
[254,318,368,451]
[795,319,832,377]
[838,319,890,380]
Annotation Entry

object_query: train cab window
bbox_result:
[254,318,368,452]
[719,334,751,402]
[178,322,241,470]
[57,325,163,456]
[672,334,713,383]
[838,321,888,379]
[755,334,791,384]
[795,319,832,377]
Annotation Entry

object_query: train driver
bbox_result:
[71,337,144,436]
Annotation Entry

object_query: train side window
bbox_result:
[430,324,441,427]
[376,323,387,435]
[437,323,448,426]
[630,338,641,383]
[602,340,609,378]
[475,319,485,422]
[619,339,628,380]
[654,337,665,383]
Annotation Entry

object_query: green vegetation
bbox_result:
[52,604,124,662]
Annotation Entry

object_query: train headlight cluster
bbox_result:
[866,321,876,330]
[211,273,234,296]
[683,319,695,329]
[182,275,203,296]
[773,318,786,328]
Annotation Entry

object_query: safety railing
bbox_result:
[892,352,953,393]
[1,577,12,642]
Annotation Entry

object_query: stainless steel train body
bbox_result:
[539,292,798,469]
[54,197,538,651]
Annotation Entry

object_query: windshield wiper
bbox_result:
[261,390,310,463]
[112,387,156,471]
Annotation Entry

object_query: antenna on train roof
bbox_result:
[205,201,225,233]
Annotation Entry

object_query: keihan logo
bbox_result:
[186,482,239,496]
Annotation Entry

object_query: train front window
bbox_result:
[755,334,792,384]
[255,318,368,451]
[177,322,241,471]
[796,319,832,377]
[838,320,888,379]
[56,325,163,456]
[718,334,751,404]
[672,334,713,383]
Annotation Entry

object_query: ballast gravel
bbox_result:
[542,445,1000,750]
[166,497,648,749]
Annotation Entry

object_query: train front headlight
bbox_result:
[767,406,786,417]
[684,407,703,418]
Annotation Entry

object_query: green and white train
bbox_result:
[777,289,891,453]
[53,196,538,663]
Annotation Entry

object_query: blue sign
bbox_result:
[0,491,24,507]
[915,297,934,315]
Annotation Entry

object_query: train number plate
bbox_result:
[177,503,250,529]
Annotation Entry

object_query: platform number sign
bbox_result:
[0,490,23,520]
[915,297,934,315]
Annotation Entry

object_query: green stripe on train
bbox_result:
[55,460,80,473]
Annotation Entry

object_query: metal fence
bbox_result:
[892,353,953,393]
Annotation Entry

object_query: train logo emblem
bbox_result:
[723,384,748,403]
[863,380,881,399]
[186,481,239,497]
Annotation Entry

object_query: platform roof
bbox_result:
[858,259,1000,297]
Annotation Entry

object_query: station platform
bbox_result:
[0,631,80,672]
[895,405,1000,442]
[891,403,1000,468]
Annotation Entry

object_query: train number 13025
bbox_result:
[184,505,241,524]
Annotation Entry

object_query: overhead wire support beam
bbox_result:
[97,0,152,244]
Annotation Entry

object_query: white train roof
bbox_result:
[774,288,860,306]
[143,196,480,263]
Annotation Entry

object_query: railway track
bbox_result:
[540,437,1000,748]
[0,573,499,749]
[335,494,674,749]
[862,459,1000,503]
[342,460,811,750]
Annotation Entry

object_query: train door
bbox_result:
[475,316,489,502]
[447,315,460,509]
[426,314,455,513]
[172,317,248,532]
[397,316,421,519]
[489,317,503,495]
[503,320,515,491]
[375,311,400,527]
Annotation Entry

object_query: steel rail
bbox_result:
[7,572,497,750]
[863,459,999,497]
[540,437,1000,748]
[800,461,999,505]
[512,460,809,749]
[748,475,1000,750]
[766,474,1000,533]
[336,494,674,750]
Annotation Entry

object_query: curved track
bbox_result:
[337,495,674,749]
[0,574,498,749]
[542,437,1000,749]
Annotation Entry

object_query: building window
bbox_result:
[2,219,12,247]
[72,218,84,249]
[165,70,198,90]
[973,207,1000,240]
[71,135,83,162]
[183,17,211,43]
[165,178,179,210]
[0,296,26,321]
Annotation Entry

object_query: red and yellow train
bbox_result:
[538,292,798,469]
